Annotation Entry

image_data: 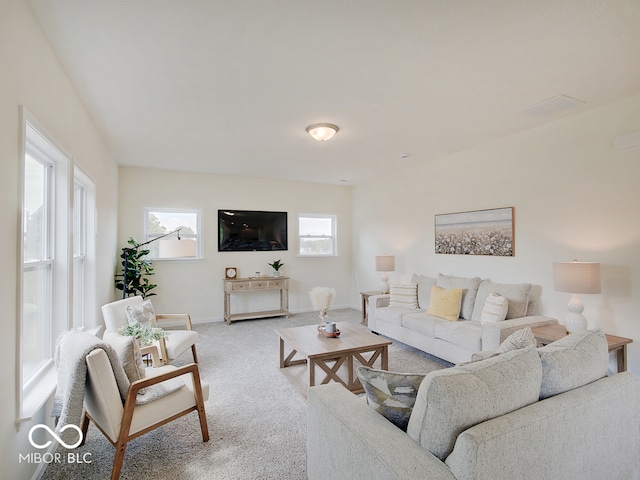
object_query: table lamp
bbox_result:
[375,255,395,294]
[552,260,601,333]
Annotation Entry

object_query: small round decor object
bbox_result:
[225,267,237,279]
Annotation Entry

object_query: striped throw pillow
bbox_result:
[480,292,509,323]
[388,284,418,308]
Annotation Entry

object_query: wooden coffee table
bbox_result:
[276,322,391,399]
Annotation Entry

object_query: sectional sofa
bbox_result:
[368,273,559,364]
[307,330,640,480]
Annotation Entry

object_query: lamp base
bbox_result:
[380,273,390,294]
[565,293,588,333]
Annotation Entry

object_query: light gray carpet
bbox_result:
[41,309,450,480]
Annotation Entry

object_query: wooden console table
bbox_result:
[359,291,383,326]
[532,324,633,372]
[224,276,289,324]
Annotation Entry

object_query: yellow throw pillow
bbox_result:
[427,286,463,322]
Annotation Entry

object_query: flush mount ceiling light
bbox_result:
[306,123,339,142]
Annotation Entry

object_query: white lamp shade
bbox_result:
[158,239,197,258]
[375,255,395,272]
[553,261,601,294]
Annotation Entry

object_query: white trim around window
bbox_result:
[298,213,337,257]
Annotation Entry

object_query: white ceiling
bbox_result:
[27,0,640,185]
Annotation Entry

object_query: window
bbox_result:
[19,110,72,422]
[143,207,202,259]
[72,167,96,329]
[298,214,337,256]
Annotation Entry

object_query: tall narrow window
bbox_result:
[22,153,53,383]
[143,207,202,259]
[298,214,337,256]
[73,167,96,329]
[18,111,71,422]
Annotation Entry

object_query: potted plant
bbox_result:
[114,237,157,298]
[119,322,169,347]
[268,259,284,277]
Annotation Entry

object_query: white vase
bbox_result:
[273,271,280,277]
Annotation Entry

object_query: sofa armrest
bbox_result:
[367,294,390,331]
[308,383,457,480]
[481,315,558,351]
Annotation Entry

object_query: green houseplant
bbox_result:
[268,259,284,277]
[114,237,157,298]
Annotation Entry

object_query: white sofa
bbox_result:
[368,274,558,364]
[308,330,640,480]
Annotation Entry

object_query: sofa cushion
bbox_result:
[479,292,509,323]
[427,286,463,322]
[434,320,483,352]
[411,274,437,309]
[407,346,542,460]
[376,306,416,326]
[538,329,608,399]
[401,312,448,338]
[388,284,418,308]
[436,274,482,320]
[357,366,426,431]
[471,280,532,321]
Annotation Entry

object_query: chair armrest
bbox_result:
[481,315,558,351]
[126,363,204,400]
[155,313,193,330]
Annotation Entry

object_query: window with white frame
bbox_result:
[298,214,337,256]
[143,207,202,259]
[19,112,72,421]
[72,167,96,329]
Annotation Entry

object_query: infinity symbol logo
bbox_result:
[29,424,83,450]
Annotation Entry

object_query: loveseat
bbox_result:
[368,273,558,364]
[307,330,640,480]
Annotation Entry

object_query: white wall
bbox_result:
[117,167,354,321]
[352,94,640,374]
[1,1,119,478]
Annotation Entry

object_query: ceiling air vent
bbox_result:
[522,94,585,117]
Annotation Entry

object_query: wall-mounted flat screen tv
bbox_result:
[218,210,288,251]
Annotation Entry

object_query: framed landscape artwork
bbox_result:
[435,207,514,256]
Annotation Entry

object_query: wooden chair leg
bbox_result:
[191,344,199,364]
[80,414,90,447]
[111,440,128,480]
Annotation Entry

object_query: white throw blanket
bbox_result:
[52,330,130,444]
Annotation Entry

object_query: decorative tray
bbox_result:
[317,326,341,338]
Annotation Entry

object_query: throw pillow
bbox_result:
[388,284,419,308]
[125,299,156,326]
[480,292,509,323]
[427,286,463,322]
[357,366,426,431]
[496,327,536,354]
[538,329,608,399]
[436,274,482,320]
[471,280,532,321]
[407,346,542,460]
[103,330,147,393]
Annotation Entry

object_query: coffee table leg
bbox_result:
[382,345,388,370]
[309,359,316,387]
[279,337,285,368]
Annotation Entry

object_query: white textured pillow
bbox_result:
[388,284,418,308]
[480,292,509,323]
[103,330,146,393]
[125,299,156,326]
